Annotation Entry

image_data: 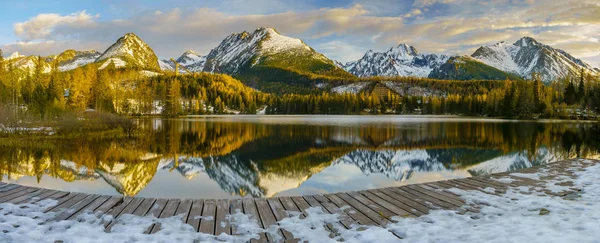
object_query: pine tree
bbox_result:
[564,79,577,105]
[578,69,585,103]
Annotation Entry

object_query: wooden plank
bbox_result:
[394,186,455,209]
[417,184,465,205]
[324,193,378,226]
[93,196,124,215]
[0,185,27,200]
[346,191,398,220]
[142,198,168,233]
[148,199,178,234]
[242,198,268,243]
[174,199,193,223]
[214,199,230,236]
[406,185,463,207]
[335,192,389,226]
[187,199,204,231]
[359,190,414,217]
[255,198,281,241]
[267,198,295,240]
[364,189,422,217]
[52,194,101,221]
[5,188,49,204]
[0,184,20,193]
[151,199,181,234]
[0,187,39,203]
[310,195,359,230]
[45,193,87,213]
[377,188,430,214]
[199,199,217,235]
[44,191,71,201]
[66,195,111,220]
[230,199,243,235]
[105,197,144,230]
[131,198,157,217]
[145,198,168,218]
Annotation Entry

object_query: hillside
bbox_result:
[429,56,522,80]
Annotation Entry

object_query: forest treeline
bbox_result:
[0,49,599,121]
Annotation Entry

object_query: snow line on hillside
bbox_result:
[1,159,598,242]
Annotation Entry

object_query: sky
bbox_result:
[0,0,599,67]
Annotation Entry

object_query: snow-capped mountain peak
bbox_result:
[7,51,24,60]
[472,36,599,83]
[202,27,334,74]
[343,44,448,78]
[96,32,160,70]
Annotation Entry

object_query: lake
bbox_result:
[2,115,599,199]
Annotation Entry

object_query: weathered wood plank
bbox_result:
[230,199,243,236]
[142,198,168,233]
[359,190,414,217]
[324,193,378,226]
[214,199,230,236]
[187,199,204,231]
[377,188,430,214]
[255,198,282,241]
[150,199,180,234]
[127,198,156,219]
[0,187,40,203]
[403,185,460,208]
[174,199,193,223]
[105,197,144,230]
[242,198,268,243]
[93,196,124,215]
[67,195,111,220]
[45,193,87,213]
[267,198,295,240]
[199,199,217,235]
[53,194,101,221]
[363,189,422,217]
[4,188,48,204]
[336,192,389,226]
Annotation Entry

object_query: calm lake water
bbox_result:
[2,115,599,199]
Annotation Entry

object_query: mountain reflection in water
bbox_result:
[1,116,599,199]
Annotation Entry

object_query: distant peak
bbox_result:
[390,43,418,56]
[124,32,139,38]
[514,36,540,47]
[183,50,198,56]
[7,51,24,60]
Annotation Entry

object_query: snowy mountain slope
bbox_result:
[202,27,349,77]
[5,54,52,74]
[342,44,449,78]
[6,51,24,60]
[175,50,207,72]
[429,56,522,80]
[471,37,599,83]
[95,33,160,70]
[55,50,101,71]
[158,59,174,71]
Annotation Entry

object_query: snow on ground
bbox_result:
[331,82,370,94]
[260,28,309,53]
[98,58,127,70]
[58,56,97,72]
[140,70,161,77]
[1,159,599,242]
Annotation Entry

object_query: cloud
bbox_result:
[14,11,98,41]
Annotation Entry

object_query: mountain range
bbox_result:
[3,27,598,85]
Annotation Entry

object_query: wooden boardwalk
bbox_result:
[0,158,596,242]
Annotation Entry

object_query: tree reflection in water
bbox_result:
[1,117,599,198]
